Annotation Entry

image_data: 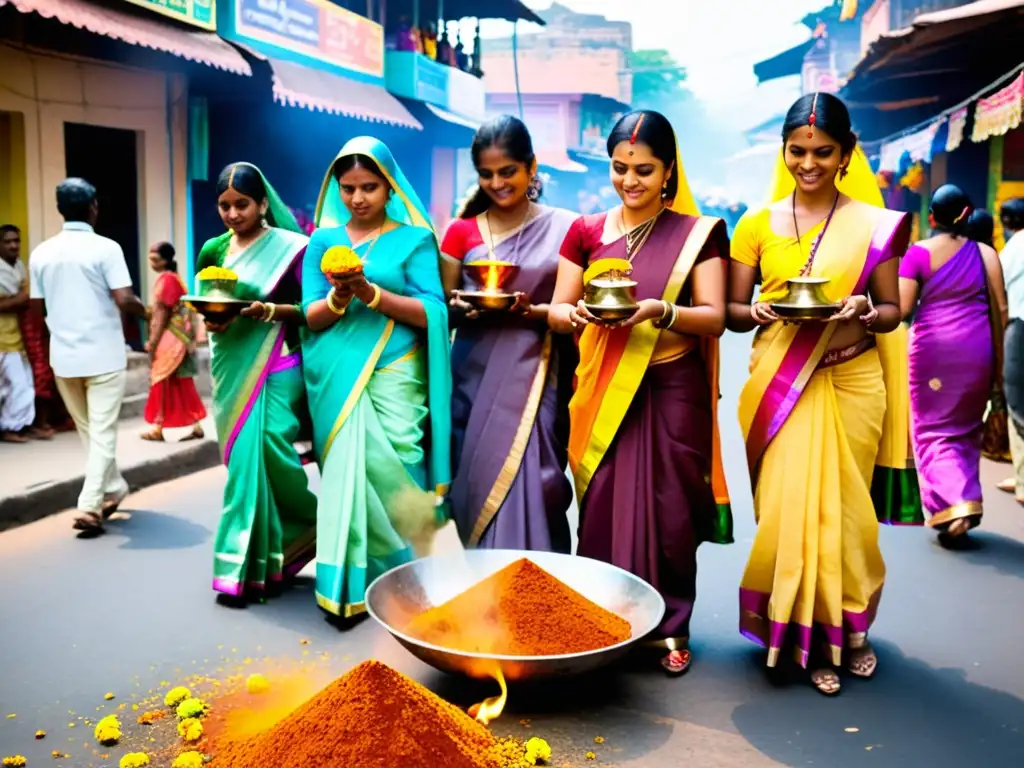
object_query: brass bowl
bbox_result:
[464,260,520,293]
[460,290,518,312]
[770,277,841,321]
[584,276,638,323]
[184,278,248,324]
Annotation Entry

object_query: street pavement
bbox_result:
[2,330,1024,767]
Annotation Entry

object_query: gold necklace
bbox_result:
[621,207,663,261]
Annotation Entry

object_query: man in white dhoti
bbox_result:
[0,224,35,443]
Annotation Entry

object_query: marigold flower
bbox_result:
[177,718,203,743]
[2,757,27,767]
[35,730,46,739]
[164,687,192,708]
[196,266,238,281]
[593,736,605,744]
[137,710,166,725]
[175,698,209,721]
[524,737,552,765]
[51,750,68,759]
[104,693,115,701]
[119,753,150,768]
[94,714,121,745]
[320,245,363,275]
[586,752,597,761]
[171,751,205,768]
[245,674,270,695]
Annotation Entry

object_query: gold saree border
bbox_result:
[315,593,367,618]
[927,500,983,528]
[574,216,718,501]
[468,334,553,545]
[322,320,395,459]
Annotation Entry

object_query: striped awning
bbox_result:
[0,0,251,75]
[268,58,421,130]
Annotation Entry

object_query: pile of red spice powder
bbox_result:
[212,660,502,768]
[406,558,632,655]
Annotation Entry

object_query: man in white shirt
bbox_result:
[29,178,147,535]
[996,198,1024,500]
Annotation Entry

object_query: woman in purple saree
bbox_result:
[899,184,1007,544]
[441,116,577,551]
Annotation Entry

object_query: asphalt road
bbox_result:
[2,330,1023,767]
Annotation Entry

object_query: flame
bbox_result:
[468,665,507,726]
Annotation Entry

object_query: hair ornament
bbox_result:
[953,205,971,225]
[629,113,646,145]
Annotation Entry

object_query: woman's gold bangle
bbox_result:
[326,289,347,316]
[367,283,383,310]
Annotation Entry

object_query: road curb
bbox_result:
[0,440,221,532]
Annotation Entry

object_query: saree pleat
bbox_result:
[579,353,714,644]
[740,347,886,666]
[213,364,317,594]
[314,352,429,616]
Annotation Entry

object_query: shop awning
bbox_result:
[849,0,1024,80]
[424,104,481,131]
[268,58,422,130]
[753,39,814,84]
[0,0,251,75]
[536,150,587,173]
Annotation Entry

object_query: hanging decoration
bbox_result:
[972,72,1023,143]
[899,162,926,193]
[879,119,944,171]
[946,107,969,153]
[876,170,892,190]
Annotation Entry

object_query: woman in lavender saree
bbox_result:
[203,163,317,603]
[442,116,577,551]
[550,111,732,676]
[899,184,1006,544]
[727,94,914,695]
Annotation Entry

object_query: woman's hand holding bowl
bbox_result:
[449,290,480,320]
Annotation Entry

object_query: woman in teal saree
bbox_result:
[200,162,318,603]
[302,137,451,618]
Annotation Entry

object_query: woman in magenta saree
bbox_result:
[442,116,577,552]
[899,184,1007,544]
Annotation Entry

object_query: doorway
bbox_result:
[0,111,29,253]
[64,122,143,350]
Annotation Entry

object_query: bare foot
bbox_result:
[1,431,28,443]
[996,478,1016,493]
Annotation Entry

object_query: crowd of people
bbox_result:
[7,90,1023,698]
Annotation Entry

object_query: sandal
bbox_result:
[660,649,691,676]
[997,478,1016,494]
[847,641,878,679]
[810,668,841,696]
[140,428,164,442]
[72,512,105,536]
[179,426,204,442]
[937,517,973,548]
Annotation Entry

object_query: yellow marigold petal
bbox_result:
[196,266,239,281]
[320,245,363,275]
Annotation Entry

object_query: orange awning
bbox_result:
[1,0,251,75]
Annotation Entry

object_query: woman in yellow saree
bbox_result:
[726,93,917,695]
[550,110,732,677]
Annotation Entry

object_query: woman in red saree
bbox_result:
[142,242,206,441]
[549,110,732,677]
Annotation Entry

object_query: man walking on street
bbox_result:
[0,223,36,442]
[996,197,1024,502]
[29,178,147,535]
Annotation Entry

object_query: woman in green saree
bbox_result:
[200,162,318,604]
[302,137,451,618]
